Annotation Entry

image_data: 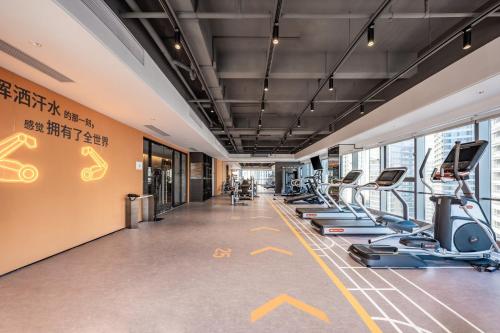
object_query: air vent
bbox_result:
[0,39,73,83]
[253,153,269,157]
[80,0,144,65]
[144,125,170,137]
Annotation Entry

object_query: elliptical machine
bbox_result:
[348,140,500,270]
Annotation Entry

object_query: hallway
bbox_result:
[0,195,499,333]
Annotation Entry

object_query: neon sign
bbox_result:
[0,133,39,183]
[81,146,108,182]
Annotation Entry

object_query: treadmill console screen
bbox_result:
[441,141,488,173]
[376,169,406,186]
[342,170,361,184]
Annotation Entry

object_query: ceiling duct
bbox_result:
[80,0,144,65]
[0,39,73,83]
[144,124,170,136]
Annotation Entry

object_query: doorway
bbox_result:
[143,139,172,213]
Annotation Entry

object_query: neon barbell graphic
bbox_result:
[80,146,108,182]
[0,133,39,183]
[0,133,110,184]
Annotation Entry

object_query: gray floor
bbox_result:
[0,195,499,333]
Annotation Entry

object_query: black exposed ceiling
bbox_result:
[104,0,500,155]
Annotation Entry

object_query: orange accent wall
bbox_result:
[0,67,187,275]
[214,159,224,195]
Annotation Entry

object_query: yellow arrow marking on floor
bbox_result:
[251,294,330,323]
[250,227,280,232]
[268,199,382,333]
[250,246,292,256]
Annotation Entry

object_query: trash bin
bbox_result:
[125,195,154,229]
[125,195,140,229]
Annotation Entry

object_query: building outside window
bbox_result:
[490,117,500,235]
[357,148,381,210]
[386,139,415,217]
[423,124,475,221]
[341,154,353,203]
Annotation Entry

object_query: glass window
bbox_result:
[341,154,353,177]
[321,159,328,183]
[341,154,353,203]
[241,168,273,192]
[423,124,475,221]
[357,148,381,210]
[490,118,500,235]
[386,139,415,217]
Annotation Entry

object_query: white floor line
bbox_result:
[389,269,485,333]
[372,317,433,333]
[349,288,397,291]
[278,202,450,333]
[275,202,405,333]
[336,235,485,333]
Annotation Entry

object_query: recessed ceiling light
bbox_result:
[478,90,485,95]
[30,41,42,47]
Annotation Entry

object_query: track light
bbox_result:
[360,103,365,115]
[463,26,472,50]
[272,23,279,45]
[210,108,214,113]
[258,118,262,127]
[174,28,182,50]
[328,76,334,91]
[297,118,301,128]
[261,102,265,112]
[289,128,292,136]
[310,101,315,112]
[264,78,269,92]
[367,23,375,47]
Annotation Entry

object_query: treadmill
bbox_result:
[296,170,367,219]
[310,168,408,236]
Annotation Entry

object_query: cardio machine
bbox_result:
[295,170,366,219]
[348,140,500,269]
[310,168,409,236]
[284,170,326,204]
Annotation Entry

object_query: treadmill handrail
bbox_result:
[324,182,344,211]
[353,186,377,223]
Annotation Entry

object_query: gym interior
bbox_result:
[1,1,500,332]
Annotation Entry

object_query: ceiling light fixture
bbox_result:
[297,118,301,128]
[264,78,269,91]
[30,41,42,47]
[289,128,292,136]
[272,23,279,45]
[367,22,375,47]
[463,26,472,50]
[360,103,365,115]
[328,76,334,91]
[174,28,182,50]
[261,102,265,112]
[258,118,262,127]
[310,101,315,112]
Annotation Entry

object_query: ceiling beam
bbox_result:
[217,51,417,80]
[121,11,500,20]
[292,0,500,153]
[273,0,393,154]
[255,0,283,151]
[153,0,240,152]
[190,99,385,104]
